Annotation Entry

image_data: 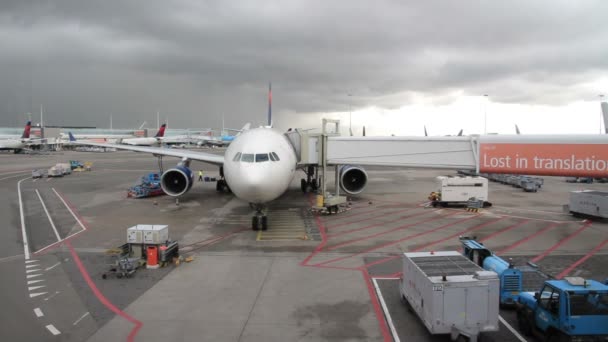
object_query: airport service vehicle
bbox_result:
[31,169,44,179]
[431,176,490,207]
[516,277,608,341]
[47,165,64,177]
[568,191,608,219]
[120,124,166,146]
[399,251,500,342]
[460,237,548,306]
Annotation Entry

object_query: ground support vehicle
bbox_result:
[430,176,491,208]
[461,237,548,306]
[399,251,500,342]
[31,169,44,178]
[568,191,608,219]
[127,173,165,198]
[516,277,608,341]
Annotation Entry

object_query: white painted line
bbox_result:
[26,264,39,268]
[52,188,87,231]
[44,291,60,301]
[18,178,31,260]
[0,170,30,177]
[26,269,41,273]
[0,173,30,181]
[25,260,38,264]
[372,278,401,342]
[28,285,46,291]
[30,292,48,298]
[73,312,90,326]
[45,324,61,335]
[26,274,42,279]
[499,315,527,342]
[34,308,44,317]
[45,262,61,271]
[27,279,45,285]
[35,189,62,242]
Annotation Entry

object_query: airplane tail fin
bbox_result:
[21,121,31,139]
[235,123,251,136]
[601,102,608,134]
[457,129,463,136]
[424,126,428,137]
[155,124,167,138]
[515,124,521,135]
[68,132,76,142]
[363,126,366,137]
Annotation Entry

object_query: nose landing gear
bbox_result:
[250,204,268,231]
[301,165,319,193]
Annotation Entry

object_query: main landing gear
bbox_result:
[301,165,319,193]
[216,166,231,193]
[250,204,268,231]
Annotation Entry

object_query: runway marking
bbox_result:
[26,268,41,273]
[0,173,30,181]
[372,278,401,342]
[0,169,31,176]
[530,222,592,263]
[327,208,438,238]
[45,262,61,271]
[30,292,48,298]
[26,274,42,279]
[34,308,44,318]
[28,285,46,291]
[499,315,527,342]
[25,260,38,264]
[17,178,31,260]
[45,324,61,335]
[44,291,60,301]
[52,188,87,231]
[26,264,39,268]
[73,312,90,326]
[35,189,62,242]
[27,279,44,285]
[556,238,608,279]
[496,222,560,255]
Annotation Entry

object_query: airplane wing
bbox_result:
[69,137,224,166]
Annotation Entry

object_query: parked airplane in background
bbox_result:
[0,121,32,153]
[190,124,251,147]
[120,124,166,146]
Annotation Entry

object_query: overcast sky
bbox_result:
[1,1,607,135]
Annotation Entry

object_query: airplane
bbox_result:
[424,126,463,137]
[120,124,166,146]
[189,124,251,147]
[0,121,32,153]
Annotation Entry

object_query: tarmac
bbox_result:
[0,149,607,341]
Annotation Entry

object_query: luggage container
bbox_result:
[432,176,490,207]
[399,251,500,342]
[569,190,608,219]
[126,224,169,244]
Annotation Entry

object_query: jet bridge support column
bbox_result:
[317,119,347,213]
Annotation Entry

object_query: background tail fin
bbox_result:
[515,124,521,135]
[267,83,272,127]
[601,102,608,134]
[155,123,167,137]
[68,132,76,142]
[21,121,31,139]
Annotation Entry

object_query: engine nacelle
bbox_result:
[160,166,194,196]
[339,165,368,195]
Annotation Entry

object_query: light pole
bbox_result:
[347,93,353,135]
[483,94,489,134]
[600,94,605,134]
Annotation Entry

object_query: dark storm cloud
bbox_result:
[0,0,607,128]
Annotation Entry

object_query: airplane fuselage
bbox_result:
[223,128,297,204]
[121,137,160,146]
[0,139,25,150]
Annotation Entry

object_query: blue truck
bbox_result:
[516,277,608,341]
[460,237,548,306]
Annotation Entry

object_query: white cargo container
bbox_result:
[127,225,169,244]
[434,176,489,206]
[57,163,71,175]
[399,251,500,342]
[569,190,608,219]
[48,166,64,177]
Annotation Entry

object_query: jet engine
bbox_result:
[160,166,194,196]
[339,165,368,195]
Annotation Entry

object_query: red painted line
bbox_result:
[555,238,608,279]
[479,219,530,242]
[325,210,457,250]
[327,208,439,238]
[411,217,506,252]
[530,223,592,263]
[496,222,560,255]
[315,213,480,267]
[322,207,397,225]
[65,240,142,341]
[361,268,392,342]
[364,255,402,269]
[327,208,416,229]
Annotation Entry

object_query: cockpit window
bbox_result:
[233,152,242,161]
[271,152,280,161]
[241,153,254,162]
[256,153,270,162]
[269,153,276,161]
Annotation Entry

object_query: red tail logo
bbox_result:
[21,121,31,139]
[155,124,166,138]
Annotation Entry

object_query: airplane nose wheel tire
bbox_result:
[251,215,268,231]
